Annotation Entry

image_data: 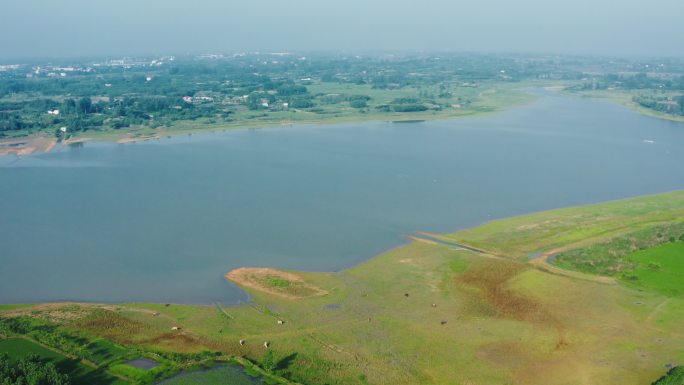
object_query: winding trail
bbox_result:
[646,298,672,324]
[406,231,617,284]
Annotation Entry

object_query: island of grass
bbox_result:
[2,191,683,384]
[226,268,328,300]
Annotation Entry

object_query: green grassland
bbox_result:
[620,242,684,296]
[440,191,684,259]
[0,304,32,312]
[2,191,684,384]
[0,337,127,385]
[553,222,684,276]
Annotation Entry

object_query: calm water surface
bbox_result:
[156,364,264,385]
[1,94,684,303]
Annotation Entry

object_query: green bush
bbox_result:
[0,353,70,385]
[652,366,684,385]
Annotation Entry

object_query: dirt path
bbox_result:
[414,231,497,255]
[408,232,614,284]
[527,246,616,285]
[646,298,672,324]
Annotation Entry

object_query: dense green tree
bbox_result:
[0,353,70,385]
[276,84,307,96]
[349,99,367,108]
[288,96,314,109]
[77,97,92,115]
[652,366,684,385]
[261,350,275,371]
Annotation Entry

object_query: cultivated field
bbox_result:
[0,337,127,385]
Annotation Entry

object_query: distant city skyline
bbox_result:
[2,0,684,60]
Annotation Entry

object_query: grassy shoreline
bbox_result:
[0,83,540,155]
[565,89,684,123]
[2,191,684,384]
[5,85,682,158]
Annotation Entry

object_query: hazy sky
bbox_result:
[2,0,683,60]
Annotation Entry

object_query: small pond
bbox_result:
[126,358,160,370]
[156,364,265,385]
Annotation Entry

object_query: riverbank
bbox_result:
[6,85,681,159]
[3,191,683,384]
[0,83,539,156]
[0,137,56,156]
[565,89,684,123]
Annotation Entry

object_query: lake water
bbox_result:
[1,93,684,304]
[156,364,265,385]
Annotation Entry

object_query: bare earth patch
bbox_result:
[0,137,56,156]
[226,267,328,299]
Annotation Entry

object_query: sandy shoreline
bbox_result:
[226,267,328,299]
[0,137,57,157]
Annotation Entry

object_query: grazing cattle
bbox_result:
[404,293,410,297]
[432,303,437,308]
[277,320,284,325]
[171,326,181,331]
[264,341,270,348]
[239,339,245,346]
[440,321,447,325]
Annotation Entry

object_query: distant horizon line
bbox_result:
[2,49,684,64]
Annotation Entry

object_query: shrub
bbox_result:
[652,366,684,385]
[0,353,70,385]
[349,100,367,108]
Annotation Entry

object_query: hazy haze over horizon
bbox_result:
[2,0,684,60]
